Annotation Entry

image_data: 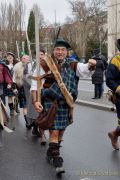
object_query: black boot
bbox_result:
[32,124,42,137]
[46,143,65,175]
[8,103,14,116]
[46,143,59,162]
[24,115,31,129]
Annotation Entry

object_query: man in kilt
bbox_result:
[31,39,96,174]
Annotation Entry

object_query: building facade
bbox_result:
[107,0,120,60]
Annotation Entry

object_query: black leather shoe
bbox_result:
[32,127,42,137]
[16,108,20,113]
[41,133,46,146]
[91,97,99,99]
[26,124,32,130]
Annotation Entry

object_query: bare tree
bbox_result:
[0,2,7,50]
[65,0,107,59]
[14,0,26,50]
[0,0,26,53]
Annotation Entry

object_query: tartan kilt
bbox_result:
[43,99,69,130]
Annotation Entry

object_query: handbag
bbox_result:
[35,100,58,130]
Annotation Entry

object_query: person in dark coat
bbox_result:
[91,55,105,99]
[6,52,19,115]
[0,61,13,146]
[106,38,120,150]
[0,50,7,104]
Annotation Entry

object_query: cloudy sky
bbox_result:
[4,0,73,24]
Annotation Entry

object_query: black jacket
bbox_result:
[92,59,105,84]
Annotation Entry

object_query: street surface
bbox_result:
[0,104,120,180]
[78,79,108,93]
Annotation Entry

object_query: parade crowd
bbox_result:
[0,38,120,176]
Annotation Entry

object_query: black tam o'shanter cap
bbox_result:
[54,38,71,49]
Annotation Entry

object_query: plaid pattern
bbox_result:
[43,99,68,130]
[42,59,79,130]
[61,59,79,100]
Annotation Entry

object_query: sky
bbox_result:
[3,0,74,24]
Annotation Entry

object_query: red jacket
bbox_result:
[0,64,12,84]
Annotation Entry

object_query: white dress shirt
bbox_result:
[30,66,45,91]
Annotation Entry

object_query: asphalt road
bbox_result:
[0,104,120,180]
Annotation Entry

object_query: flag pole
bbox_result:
[24,22,33,71]
[34,5,41,102]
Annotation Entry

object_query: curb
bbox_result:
[75,99,116,112]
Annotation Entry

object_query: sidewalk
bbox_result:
[76,90,116,111]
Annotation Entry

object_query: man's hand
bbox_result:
[88,59,96,66]
[88,59,96,71]
[33,102,43,112]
